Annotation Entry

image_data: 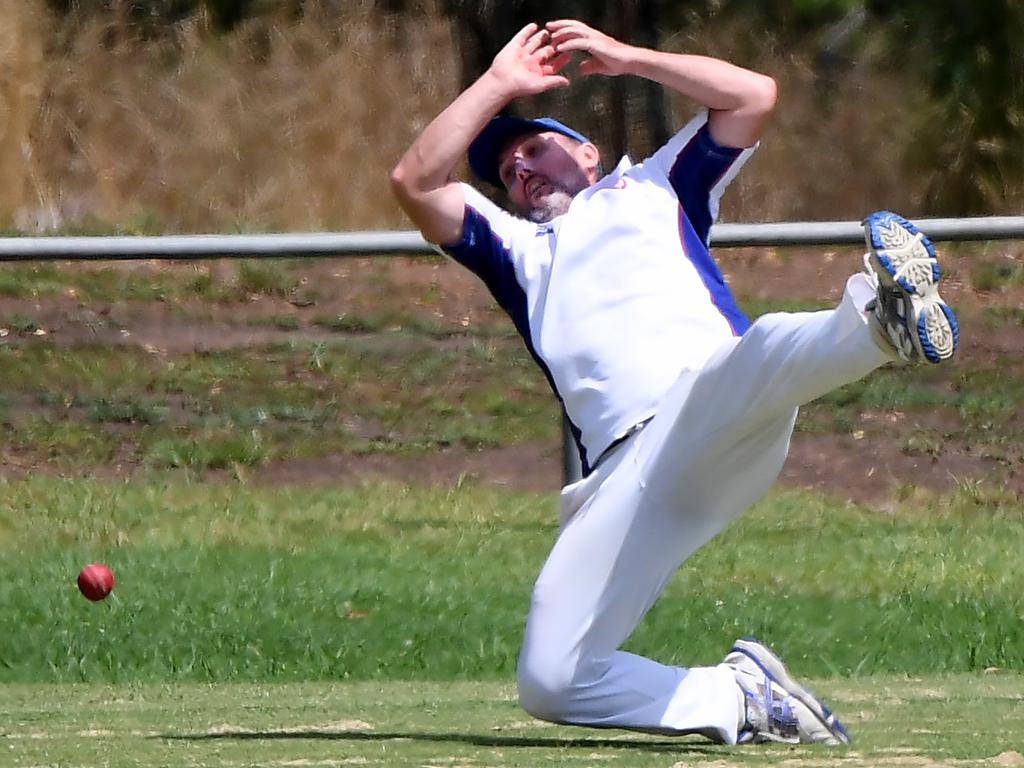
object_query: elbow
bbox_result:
[750,74,778,116]
[390,159,439,208]
[389,162,412,201]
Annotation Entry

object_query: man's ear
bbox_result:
[578,142,602,182]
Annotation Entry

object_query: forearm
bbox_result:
[392,70,512,196]
[390,70,513,244]
[627,49,774,112]
[624,48,776,147]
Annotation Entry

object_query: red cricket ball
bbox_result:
[77,562,115,601]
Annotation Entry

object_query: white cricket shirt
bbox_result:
[440,112,755,474]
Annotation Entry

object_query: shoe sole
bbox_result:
[864,211,940,294]
[732,637,851,746]
[864,212,959,364]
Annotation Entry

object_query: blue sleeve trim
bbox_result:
[667,124,743,245]
[440,206,532,339]
[678,208,750,336]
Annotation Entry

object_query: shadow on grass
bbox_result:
[161,728,721,754]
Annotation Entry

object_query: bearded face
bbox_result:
[498,132,600,222]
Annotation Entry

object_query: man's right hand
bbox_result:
[486,23,572,99]
[391,23,571,246]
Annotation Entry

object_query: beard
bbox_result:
[522,170,591,223]
[526,189,576,223]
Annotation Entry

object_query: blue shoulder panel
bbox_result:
[668,124,742,245]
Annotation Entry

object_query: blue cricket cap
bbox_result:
[468,115,591,188]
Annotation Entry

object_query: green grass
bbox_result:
[739,296,834,318]
[980,304,1024,328]
[797,352,1024,448]
[0,263,188,302]
[969,258,1024,292]
[2,266,1022,473]
[0,267,1022,766]
[0,339,559,468]
[312,309,514,338]
[1,477,1022,684]
[0,259,316,304]
[8,335,1024,473]
[0,258,498,321]
[3,328,1024,470]
[2,676,1022,767]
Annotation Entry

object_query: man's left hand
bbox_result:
[546,19,638,77]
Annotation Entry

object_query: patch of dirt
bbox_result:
[779,432,1015,507]
[230,442,563,494]
[991,752,1024,767]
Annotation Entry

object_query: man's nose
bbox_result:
[514,158,531,181]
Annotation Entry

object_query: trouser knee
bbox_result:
[516,653,578,723]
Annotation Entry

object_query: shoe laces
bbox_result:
[736,674,800,744]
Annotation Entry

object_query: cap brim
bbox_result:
[467,116,547,188]
[468,116,592,189]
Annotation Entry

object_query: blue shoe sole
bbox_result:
[919,302,961,364]
[865,212,941,295]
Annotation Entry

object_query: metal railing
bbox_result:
[2,217,1023,261]
[2,216,1022,484]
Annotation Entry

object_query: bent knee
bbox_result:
[516,655,581,722]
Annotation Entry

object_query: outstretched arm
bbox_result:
[390,23,571,245]
[547,19,776,149]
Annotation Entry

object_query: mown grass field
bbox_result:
[2,478,1024,765]
[4,477,1023,684]
[4,676,1022,767]
[4,3,1023,762]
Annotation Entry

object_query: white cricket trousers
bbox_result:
[516,274,893,744]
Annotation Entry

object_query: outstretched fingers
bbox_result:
[537,51,571,89]
[545,19,594,34]
[524,26,550,54]
[547,35,590,54]
[546,32,604,76]
[493,20,575,93]
[512,22,539,45]
[530,30,571,83]
[546,18,630,77]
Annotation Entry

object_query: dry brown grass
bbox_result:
[8,1,458,232]
[0,0,50,225]
[0,5,964,233]
[674,18,928,224]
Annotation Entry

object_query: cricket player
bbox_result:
[390,18,958,745]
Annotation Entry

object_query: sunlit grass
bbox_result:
[1,477,1021,684]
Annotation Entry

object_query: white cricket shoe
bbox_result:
[863,210,959,364]
[724,637,851,746]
